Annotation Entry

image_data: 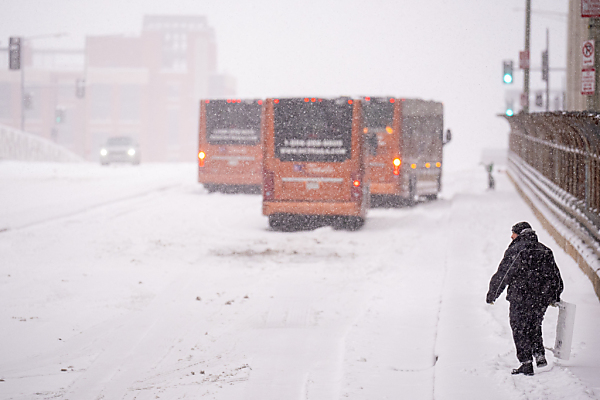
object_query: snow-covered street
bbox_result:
[1,162,599,400]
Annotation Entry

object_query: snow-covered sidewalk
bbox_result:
[0,162,598,400]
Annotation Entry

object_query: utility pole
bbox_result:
[523,0,531,113]
[543,29,549,112]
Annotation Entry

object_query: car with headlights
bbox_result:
[100,136,141,165]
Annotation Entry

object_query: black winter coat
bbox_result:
[486,230,563,306]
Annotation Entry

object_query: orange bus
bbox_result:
[198,99,263,193]
[262,97,369,230]
[362,97,451,206]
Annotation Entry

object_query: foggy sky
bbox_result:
[0,0,569,170]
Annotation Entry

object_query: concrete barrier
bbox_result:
[0,124,83,163]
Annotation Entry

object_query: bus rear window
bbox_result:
[274,98,353,162]
[363,99,394,129]
[206,101,262,145]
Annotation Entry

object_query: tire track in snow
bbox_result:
[0,183,182,233]
[339,199,452,399]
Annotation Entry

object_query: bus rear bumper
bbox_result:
[198,172,261,186]
[369,182,412,197]
[263,200,365,217]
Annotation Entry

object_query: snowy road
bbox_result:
[0,162,599,400]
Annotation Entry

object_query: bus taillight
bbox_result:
[351,172,362,201]
[263,170,275,200]
[393,158,401,175]
[198,151,206,167]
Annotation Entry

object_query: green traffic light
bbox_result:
[503,74,513,84]
[505,109,514,116]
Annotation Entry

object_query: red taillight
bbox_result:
[258,100,263,105]
[263,170,275,200]
[226,99,231,103]
[351,172,362,201]
[274,99,279,104]
[390,98,395,103]
[205,100,210,103]
[365,97,371,101]
[198,151,206,167]
[393,157,401,175]
[304,98,309,102]
[348,99,353,104]
[311,98,316,102]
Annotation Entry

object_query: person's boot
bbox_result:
[511,361,534,376]
[534,353,547,367]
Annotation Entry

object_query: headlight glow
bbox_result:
[128,149,136,156]
[100,149,107,156]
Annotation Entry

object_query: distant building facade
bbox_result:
[0,15,236,162]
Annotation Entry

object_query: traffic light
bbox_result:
[505,101,514,116]
[541,50,548,82]
[503,60,513,84]
[75,79,85,98]
[9,37,21,70]
[55,108,65,124]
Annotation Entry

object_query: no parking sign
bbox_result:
[583,40,595,67]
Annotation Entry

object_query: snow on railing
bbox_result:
[0,124,83,163]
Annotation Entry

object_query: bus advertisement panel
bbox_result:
[262,97,368,230]
[198,99,263,193]
[362,97,447,206]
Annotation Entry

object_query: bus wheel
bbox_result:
[336,216,364,231]
[269,214,291,230]
[204,184,216,193]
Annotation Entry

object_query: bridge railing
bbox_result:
[504,112,600,300]
[0,124,83,163]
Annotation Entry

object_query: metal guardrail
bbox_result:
[509,154,600,258]
[503,112,600,300]
[504,112,600,235]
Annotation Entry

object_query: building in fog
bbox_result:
[0,15,236,162]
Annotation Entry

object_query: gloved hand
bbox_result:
[486,293,495,305]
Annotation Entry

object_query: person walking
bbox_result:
[486,163,495,190]
[486,221,563,376]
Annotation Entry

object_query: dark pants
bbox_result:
[509,301,548,363]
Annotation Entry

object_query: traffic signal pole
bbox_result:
[523,0,531,113]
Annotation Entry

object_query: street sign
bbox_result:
[583,40,595,67]
[582,68,596,95]
[520,93,528,107]
[535,93,544,107]
[582,0,600,17]
[519,51,530,69]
